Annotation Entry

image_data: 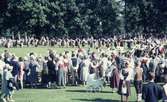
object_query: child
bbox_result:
[2,64,15,102]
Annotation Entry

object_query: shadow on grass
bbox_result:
[72,98,136,102]
[66,90,113,93]
[66,90,86,93]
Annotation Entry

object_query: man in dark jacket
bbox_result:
[71,53,79,86]
[47,57,56,87]
[142,72,163,102]
[10,56,20,90]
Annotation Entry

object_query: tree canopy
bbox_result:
[0,0,166,38]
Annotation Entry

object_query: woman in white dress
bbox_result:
[118,62,132,102]
[82,57,90,85]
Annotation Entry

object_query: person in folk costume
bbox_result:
[148,55,158,73]
[48,49,55,60]
[89,37,94,48]
[165,61,167,75]
[100,53,108,78]
[6,39,12,48]
[77,46,85,57]
[134,61,143,102]
[81,38,85,47]
[96,56,102,78]
[65,51,71,82]
[126,51,136,81]
[0,55,5,80]
[0,56,6,102]
[82,56,90,85]
[105,56,113,84]
[90,52,97,61]
[65,51,71,60]
[36,56,43,84]
[113,39,117,49]
[127,39,133,49]
[115,51,124,71]
[63,55,70,85]
[142,72,163,102]
[29,55,39,88]
[1,64,15,102]
[118,62,132,102]
[110,61,120,93]
[18,57,25,89]
[1,64,8,102]
[41,56,49,87]
[87,48,91,56]
[159,44,165,55]
[47,56,56,87]
[140,53,149,82]
[79,57,85,84]
[10,55,20,90]
[119,39,124,47]
[3,50,11,64]
[89,59,99,79]
[23,57,30,84]
[71,39,75,48]
[98,39,102,48]
[155,61,165,83]
[162,75,167,102]
[75,39,78,47]
[57,54,65,88]
[70,53,79,86]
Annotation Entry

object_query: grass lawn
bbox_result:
[0,46,79,57]
[0,47,138,102]
[13,86,137,102]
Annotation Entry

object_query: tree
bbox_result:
[0,0,166,37]
[124,0,167,33]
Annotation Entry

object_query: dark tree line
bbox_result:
[0,0,166,38]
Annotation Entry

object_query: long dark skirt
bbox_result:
[41,73,49,85]
[110,69,120,89]
[48,70,57,83]
[118,80,131,96]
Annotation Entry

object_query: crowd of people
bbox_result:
[0,35,167,102]
[0,34,166,48]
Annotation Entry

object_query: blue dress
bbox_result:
[29,62,37,84]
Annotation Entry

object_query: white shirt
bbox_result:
[0,60,5,74]
[120,68,133,81]
[163,84,167,96]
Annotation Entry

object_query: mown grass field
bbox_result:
[0,46,80,57]
[0,47,138,102]
[13,86,137,102]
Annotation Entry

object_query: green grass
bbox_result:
[0,47,138,102]
[13,86,137,102]
[0,46,80,57]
